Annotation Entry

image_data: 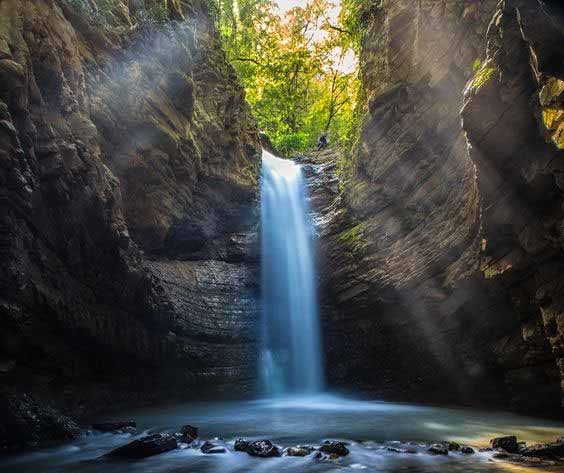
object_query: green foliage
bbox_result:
[339,0,378,53]
[338,223,364,244]
[214,0,359,155]
[338,222,366,255]
[472,58,482,72]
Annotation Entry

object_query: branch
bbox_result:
[325,23,353,36]
[233,57,264,66]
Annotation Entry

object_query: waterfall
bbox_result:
[260,149,324,397]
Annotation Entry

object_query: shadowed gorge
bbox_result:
[0,0,564,471]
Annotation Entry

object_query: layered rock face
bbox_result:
[0,0,260,448]
[462,0,564,409]
[316,0,563,412]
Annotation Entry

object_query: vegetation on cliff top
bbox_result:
[212,0,359,155]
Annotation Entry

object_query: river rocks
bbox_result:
[179,425,198,442]
[92,421,136,434]
[428,444,449,455]
[285,446,315,457]
[490,436,519,453]
[201,441,226,454]
[447,441,460,451]
[242,439,282,457]
[107,433,178,458]
[234,437,282,457]
[461,446,475,454]
[521,442,564,459]
[234,438,250,452]
[319,441,350,456]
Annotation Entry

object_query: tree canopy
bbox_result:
[212,0,358,155]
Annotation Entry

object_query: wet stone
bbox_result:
[490,436,518,453]
[201,441,226,454]
[428,444,449,455]
[241,439,281,457]
[319,441,349,456]
[107,433,177,458]
[461,446,475,454]
[247,440,281,457]
[285,446,315,457]
[234,438,250,452]
[179,424,198,442]
[520,442,564,459]
[92,421,136,434]
[447,441,460,451]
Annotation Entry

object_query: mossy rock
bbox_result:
[539,78,564,149]
[338,223,364,245]
[467,63,497,93]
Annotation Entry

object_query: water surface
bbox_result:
[2,394,563,473]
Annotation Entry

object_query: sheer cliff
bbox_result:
[0,0,260,448]
[315,0,563,413]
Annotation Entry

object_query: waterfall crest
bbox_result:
[260,149,324,397]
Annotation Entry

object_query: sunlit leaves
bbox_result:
[214,0,358,155]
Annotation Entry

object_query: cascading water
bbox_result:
[260,149,324,397]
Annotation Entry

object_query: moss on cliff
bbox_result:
[467,62,497,93]
[539,78,564,149]
[338,223,366,255]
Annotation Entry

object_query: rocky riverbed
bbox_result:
[1,395,563,473]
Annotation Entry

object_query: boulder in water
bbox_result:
[245,439,281,457]
[107,433,177,458]
[319,441,349,456]
[201,441,226,454]
[428,444,448,455]
[234,438,250,452]
[179,425,198,442]
[520,441,564,459]
[285,446,315,456]
[490,436,519,453]
[447,441,460,451]
[92,421,136,434]
[461,446,475,454]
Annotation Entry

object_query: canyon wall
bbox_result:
[316,0,563,413]
[0,0,260,448]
